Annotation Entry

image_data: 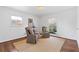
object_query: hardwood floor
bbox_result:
[0,41,17,52]
[0,37,26,52]
[60,39,79,52]
[0,36,79,52]
[51,35,79,52]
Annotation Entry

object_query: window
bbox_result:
[48,18,56,24]
[48,17,57,34]
[11,16,23,27]
[11,16,22,20]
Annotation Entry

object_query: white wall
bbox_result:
[56,7,76,39]
[76,7,79,47]
[38,7,77,39]
[0,7,38,42]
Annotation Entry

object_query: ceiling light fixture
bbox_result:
[37,6,44,11]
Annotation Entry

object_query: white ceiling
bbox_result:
[7,6,74,16]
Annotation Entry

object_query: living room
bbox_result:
[0,6,79,52]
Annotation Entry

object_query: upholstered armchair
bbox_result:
[42,26,50,38]
[25,27,39,44]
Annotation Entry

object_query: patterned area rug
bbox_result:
[14,36,65,52]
